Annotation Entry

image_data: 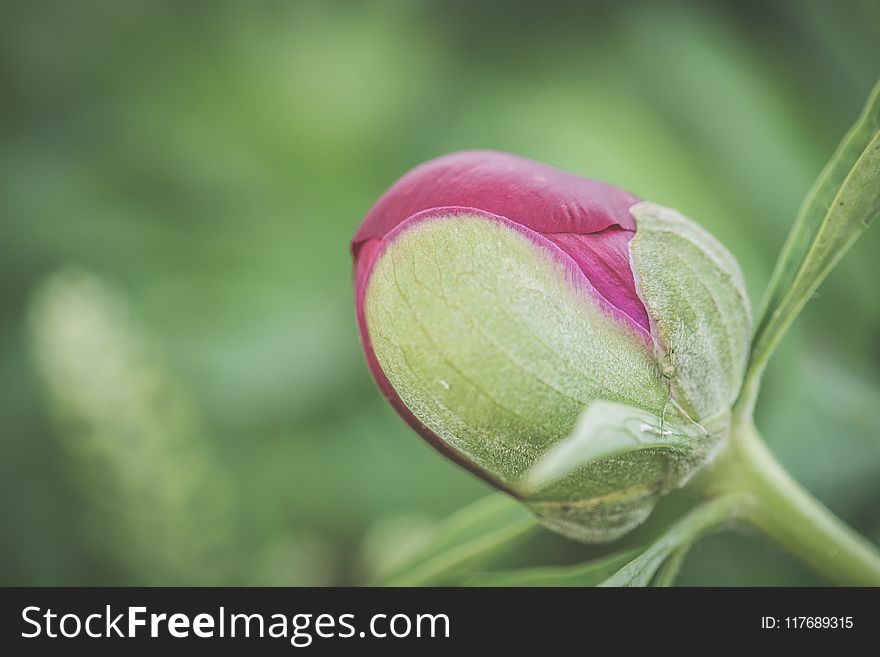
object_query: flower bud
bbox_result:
[352,150,751,542]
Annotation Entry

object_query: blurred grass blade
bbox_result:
[463,547,644,587]
[374,494,538,586]
[600,496,740,587]
[28,269,234,584]
[750,80,880,377]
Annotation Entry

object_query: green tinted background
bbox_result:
[2,0,878,585]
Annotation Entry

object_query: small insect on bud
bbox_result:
[352,150,751,542]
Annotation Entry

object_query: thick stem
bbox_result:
[696,417,880,585]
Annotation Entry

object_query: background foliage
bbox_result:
[1,0,878,585]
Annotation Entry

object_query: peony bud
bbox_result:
[352,150,751,542]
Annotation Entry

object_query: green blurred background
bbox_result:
[2,0,878,586]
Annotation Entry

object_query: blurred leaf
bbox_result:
[600,496,740,587]
[357,514,435,584]
[374,494,538,586]
[247,532,338,587]
[451,498,739,587]
[464,547,643,587]
[750,80,880,375]
[650,544,691,587]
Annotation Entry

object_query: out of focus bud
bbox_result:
[352,151,751,542]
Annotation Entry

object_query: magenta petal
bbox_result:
[543,228,650,332]
[353,150,639,252]
[353,150,649,335]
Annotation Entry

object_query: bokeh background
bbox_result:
[2,0,878,586]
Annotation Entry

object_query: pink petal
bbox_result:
[543,228,650,332]
[353,150,638,250]
[353,150,649,333]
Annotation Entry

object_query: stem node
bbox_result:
[696,419,880,586]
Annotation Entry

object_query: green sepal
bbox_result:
[520,400,726,543]
[629,202,752,422]
[366,214,669,484]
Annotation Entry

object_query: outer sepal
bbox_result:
[522,400,727,542]
[629,201,752,422]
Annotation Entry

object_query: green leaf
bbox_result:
[466,496,741,587]
[373,494,538,586]
[650,543,691,587]
[599,495,740,587]
[523,400,716,492]
[749,80,880,377]
[464,547,644,587]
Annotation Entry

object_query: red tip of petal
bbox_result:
[352,149,639,254]
[353,150,649,331]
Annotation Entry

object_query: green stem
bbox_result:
[697,417,880,586]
